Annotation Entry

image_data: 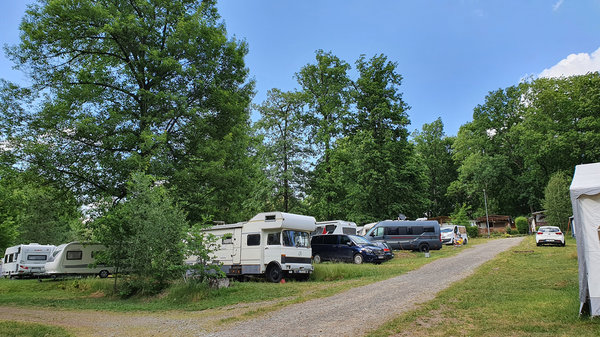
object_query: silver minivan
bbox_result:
[440,225,469,245]
[366,220,442,252]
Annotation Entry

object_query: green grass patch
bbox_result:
[0,320,72,337]
[0,239,486,313]
[367,236,600,337]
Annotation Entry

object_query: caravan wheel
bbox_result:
[98,270,109,279]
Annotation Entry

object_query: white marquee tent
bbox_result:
[570,162,600,316]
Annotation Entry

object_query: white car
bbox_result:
[535,226,565,246]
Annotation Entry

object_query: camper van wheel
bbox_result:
[353,254,364,265]
[98,270,109,279]
[266,263,283,283]
[313,254,322,264]
[418,243,430,253]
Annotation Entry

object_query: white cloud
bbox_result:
[539,47,600,78]
[553,0,564,11]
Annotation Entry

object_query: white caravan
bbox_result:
[2,244,56,278]
[201,212,316,282]
[313,220,357,236]
[570,162,600,316]
[44,242,113,278]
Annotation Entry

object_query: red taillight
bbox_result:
[383,248,390,252]
[19,265,28,270]
[537,232,542,235]
[556,232,562,235]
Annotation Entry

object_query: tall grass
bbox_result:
[367,236,600,336]
[0,320,72,337]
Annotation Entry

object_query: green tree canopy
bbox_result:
[1,0,257,224]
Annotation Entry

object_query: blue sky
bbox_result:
[2,1,600,135]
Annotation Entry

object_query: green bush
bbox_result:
[466,225,479,238]
[515,216,529,234]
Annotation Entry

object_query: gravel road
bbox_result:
[0,237,523,336]
[207,237,524,337]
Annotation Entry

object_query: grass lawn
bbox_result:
[0,320,72,337]
[367,235,600,337]
[0,239,486,312]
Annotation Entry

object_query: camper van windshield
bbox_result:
[441,227,453,233]
[282,230,310,248]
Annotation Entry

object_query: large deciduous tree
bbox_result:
[256,89,309,213]
[413,118,458,217]
[1,0,256,223]
[296,50,352,219]
[451,73,600,217]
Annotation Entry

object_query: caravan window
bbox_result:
[267,233,281,245]
[283,230,310,248]
[66,250,83,260]
[424,227,435,233]
[27,255,47,261]
[247,234,260,246]
[342,227,357,235]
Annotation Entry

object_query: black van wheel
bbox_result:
[418,243,430,253]
[266,263,283,283]
[353,254,364,264]
[313,254,322,264]
[98,270,109,279]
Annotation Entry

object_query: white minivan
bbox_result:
[440,225,468,245]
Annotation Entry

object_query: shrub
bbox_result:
[515,216,529,234]
[466,225,479,238]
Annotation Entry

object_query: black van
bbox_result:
[366,220,442,252]
[311,234,393,264]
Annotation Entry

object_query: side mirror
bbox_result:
[346,241,353,246]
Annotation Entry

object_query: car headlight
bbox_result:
[362,248,373,253]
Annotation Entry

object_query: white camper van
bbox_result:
[313,220,357,236]
[2,244,56,278]
[44,242,113,278]
[201,212,316,282]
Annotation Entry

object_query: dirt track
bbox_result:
[0,237,524,336]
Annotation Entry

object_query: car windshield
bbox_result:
[440,227,453,233]
[349,235,371,245]
[282,230,310,248]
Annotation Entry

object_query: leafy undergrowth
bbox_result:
[367,236,600,337]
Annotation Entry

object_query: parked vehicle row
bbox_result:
[3,212,462,283]
[1,242,112,279]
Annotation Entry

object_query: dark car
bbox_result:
[311,234,394,264]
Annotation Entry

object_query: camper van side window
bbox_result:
[267,233,281,245]
[66,250,83,260]
[222,234,233,245]
[247,234,260,246]
[372,227,384,236]
[412,227,424,235]
[385,227,399,235]
[424,227,435,233]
